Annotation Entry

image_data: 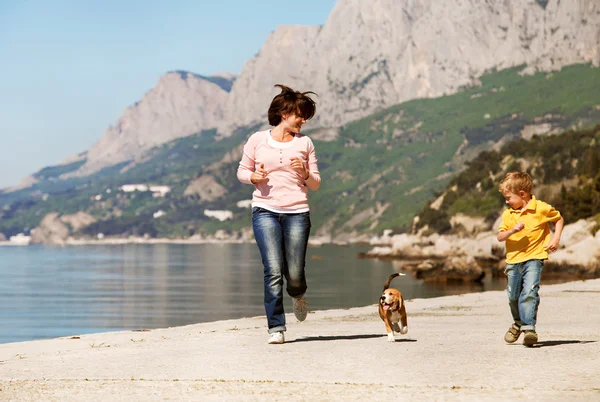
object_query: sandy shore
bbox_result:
[1,279,599,401]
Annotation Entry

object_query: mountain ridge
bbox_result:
[1,64,599,242]
[13,0,598,182]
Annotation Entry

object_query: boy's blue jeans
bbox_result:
[252,207,311,334]
[505,259,543,332]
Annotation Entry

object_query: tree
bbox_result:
[579,144,600,178]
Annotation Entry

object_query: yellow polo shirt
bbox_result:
[498,196,562,264]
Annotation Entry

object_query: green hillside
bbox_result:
[1,64,599,239]
[416,123,600,235]
[309,64,600,234]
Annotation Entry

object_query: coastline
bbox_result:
[0,236,343,247]
[1,278,599,401]
[0,238,248,247]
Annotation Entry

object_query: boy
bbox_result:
[497,172,564,347]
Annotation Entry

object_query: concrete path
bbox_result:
[1,279,599,401]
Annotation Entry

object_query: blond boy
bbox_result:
[497,172,564,347]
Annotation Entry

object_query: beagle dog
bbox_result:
[378,273,408,342]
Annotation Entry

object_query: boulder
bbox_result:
[409,255,485,283]
[450,213,489,234]
[30,213,70,246]
[560,219,596,248]
[364,218,600,281]
[60,211,96,232]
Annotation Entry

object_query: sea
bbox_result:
[0,243,509,344]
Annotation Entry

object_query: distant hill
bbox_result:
[415,122,600,235]
[9,0,599,180]
[1,64,599,241]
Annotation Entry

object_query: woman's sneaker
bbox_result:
[523,330,538,347]
[293,295,308,322]
[504,323,522,343]
[268,331,285,344]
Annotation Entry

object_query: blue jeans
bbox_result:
[505,259,543,332]
[252,207,311,333]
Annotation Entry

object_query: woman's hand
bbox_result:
[250,163,268,184]
[290,157,309,180]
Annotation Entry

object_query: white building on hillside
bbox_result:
[150,186,171,197]
[236,200,252,208]
[119,184,171,197]
[204,210,233,221]
[120,184,149,192]
[9,233,31,245]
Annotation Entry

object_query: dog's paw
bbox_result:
[400,326,408,335]
[387,333,396,342]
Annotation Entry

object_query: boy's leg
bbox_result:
[518,259,543,332]
[505,262,523,326]
[252,209,286,334]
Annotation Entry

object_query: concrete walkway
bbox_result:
[1,279,599,401]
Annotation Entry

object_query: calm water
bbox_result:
[0,243,507,344]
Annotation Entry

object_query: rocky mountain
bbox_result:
[3,1,600,244]
[36,0,600,180]
[227,0,600,131]
[2,62,599,242]
[71,71,235,177]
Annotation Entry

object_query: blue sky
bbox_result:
[0,0,337,188]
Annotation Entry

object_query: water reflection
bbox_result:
[0,243,510,344]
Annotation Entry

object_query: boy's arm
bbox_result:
[497,221,525,242]
[545,216,565,252]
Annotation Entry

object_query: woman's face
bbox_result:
[282,113,306,133]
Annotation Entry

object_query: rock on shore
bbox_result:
[364,218,600,281]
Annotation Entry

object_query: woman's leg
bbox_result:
[252,208,286,333]
[281,212,311,298]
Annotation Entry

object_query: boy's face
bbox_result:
[502,189,527,210]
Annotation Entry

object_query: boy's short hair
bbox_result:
[498,172,533,194]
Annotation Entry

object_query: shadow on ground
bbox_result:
[287,334,418,343]
[533,340,596,348]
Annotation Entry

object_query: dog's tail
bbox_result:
[383,272,406,290]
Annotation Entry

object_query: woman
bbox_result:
[237,84,321,344]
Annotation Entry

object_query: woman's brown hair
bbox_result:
[267,84,317,126]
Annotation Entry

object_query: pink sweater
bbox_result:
[237,130,321,211]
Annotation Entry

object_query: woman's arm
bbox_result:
[237,137,256,185]
[304,140,321,191]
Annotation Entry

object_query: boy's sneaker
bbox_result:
[292,295,308,322]
[523,330,538,347]
[267,331,285,344]
[504,323,522,343]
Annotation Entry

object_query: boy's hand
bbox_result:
[512,222,525,233]
[545,239,559,253]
